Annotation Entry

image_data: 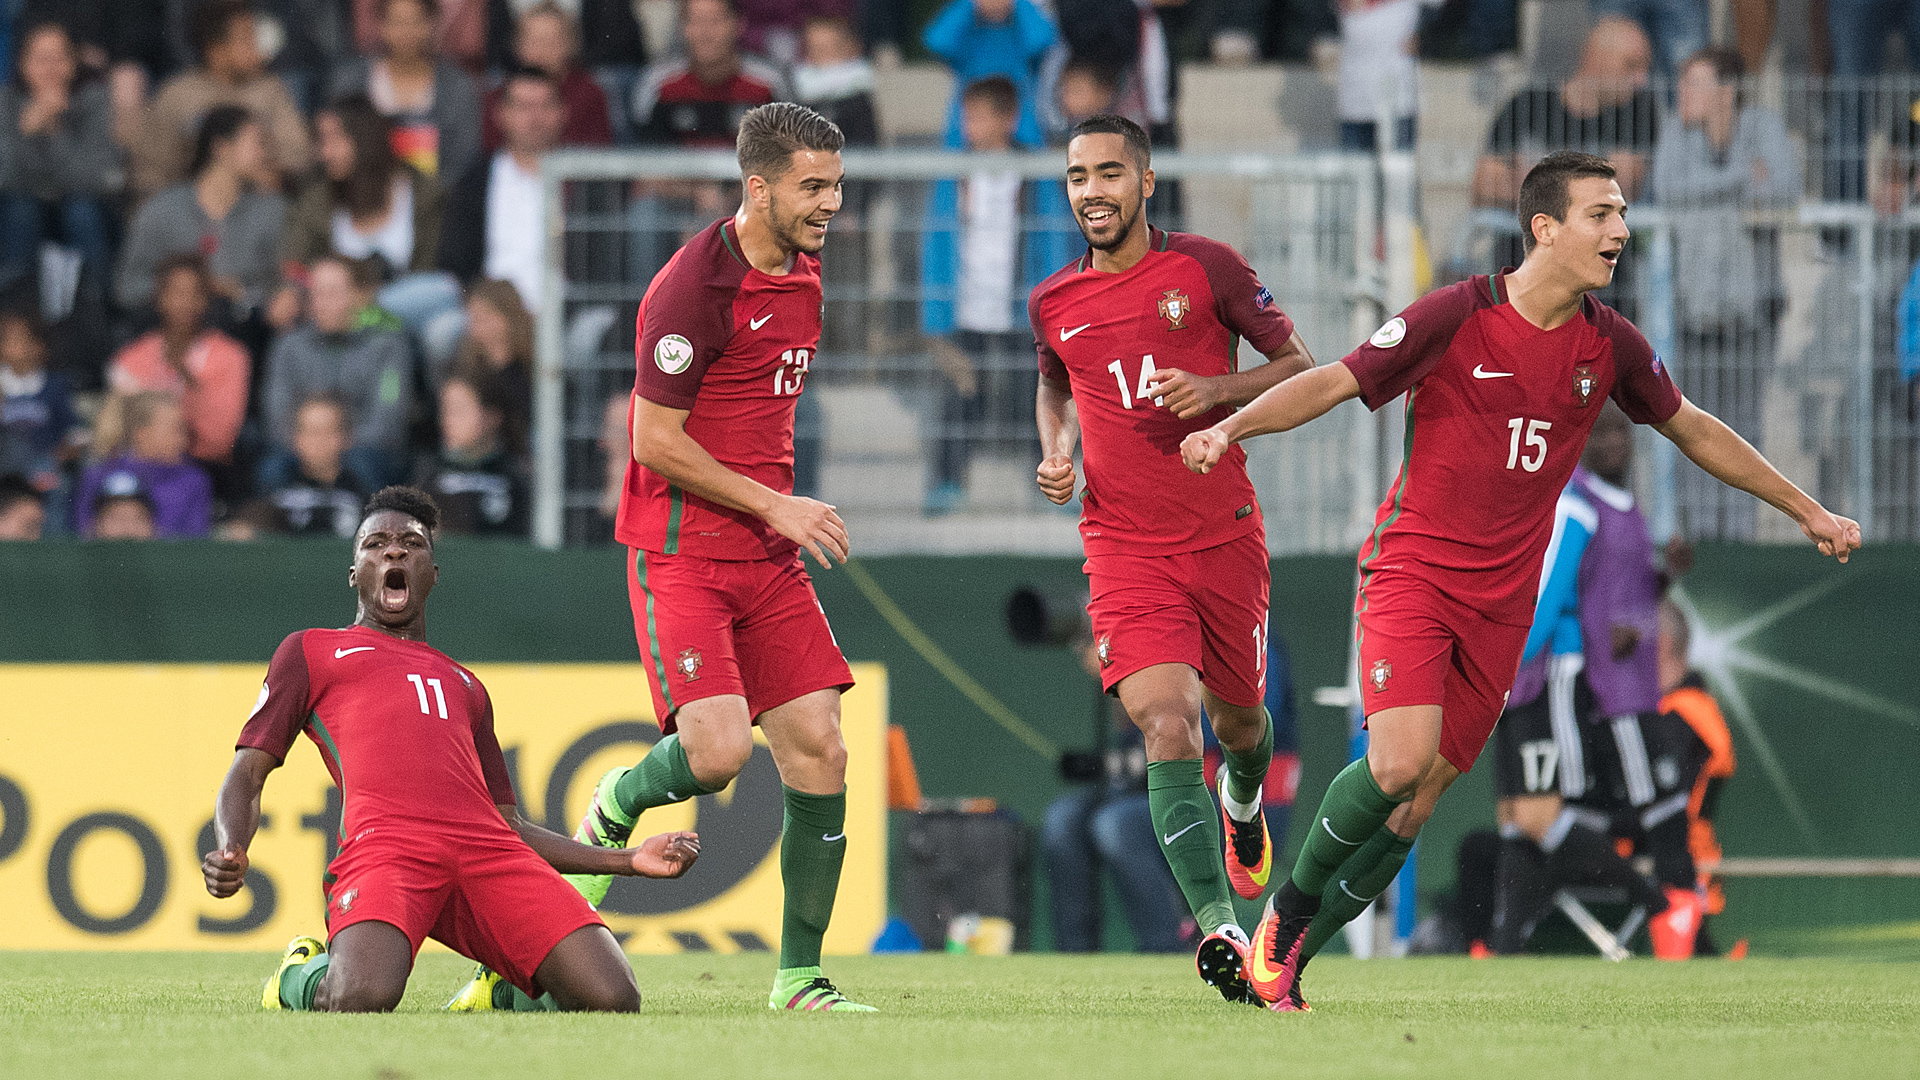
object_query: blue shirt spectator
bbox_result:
[0,309,78,491]
[922,0,1057,150]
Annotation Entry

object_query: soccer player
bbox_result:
[1181,150,1860,1010]
[562,102,872,1013]
[1031,114,1317,1004]
[202,486,702,1013]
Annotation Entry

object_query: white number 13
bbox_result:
[1506,417,1551,472]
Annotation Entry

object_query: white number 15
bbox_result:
[1506,417,1551,472]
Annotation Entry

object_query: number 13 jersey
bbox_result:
[1030,227,1296,557]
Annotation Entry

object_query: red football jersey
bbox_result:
[1030,227,1296,557]
[618,217,820,561]
[236,626,519,844]
[1341,272,1683,626]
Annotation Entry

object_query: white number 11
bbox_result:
[408,673,448,718]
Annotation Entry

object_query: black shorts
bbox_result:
[1493,654,1594,799]
[1582,709,1708,830]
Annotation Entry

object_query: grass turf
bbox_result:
[1,952,1914,1080]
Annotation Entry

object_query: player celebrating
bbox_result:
[1032,114,1316,1004]
[202,487,702,1013]
[557,102,871,1013]
[1182,150,1859,1010]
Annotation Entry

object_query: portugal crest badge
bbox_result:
[677,647,703,682]
[1573,365,1595,406]
[1369,658,1392,692]
[1157,289,1190,330]
[1096,634,1113,667]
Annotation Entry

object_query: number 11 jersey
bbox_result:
[1030,227,1296,557]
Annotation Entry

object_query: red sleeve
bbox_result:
[1339,279,1483,411]
[1029,282,1069,384]
[235,632,313,763]
[1174,235,1296,355]
[1599,304,1684,424]
[470,682,517,806]
[634,242,740,411]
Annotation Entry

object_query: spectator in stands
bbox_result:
[19,0,170,89]
[1044,0,1180,149]
[106,255,251,470]
[919,77,1074,516]
[265,393,368,537]
[736,0,858,70]
[923,0,1056,151]
[632,0,785,149]
[442,278,532,440]
[351,0,487,75]
[792,15,879,148]
[413,366,528,536]
[116,105,288,316]
[1334,0,1423,152]
[1825,0,1920,80]
[330,0,484,183]
[261,254,414,490]
[0,307,80,496]
[1593,0,1707,76]
[126,0,312,202]
[0,21,120,302]
[77,391,213,538]
[440,67,566,314]
[89,489,158,539]
[0,472,46,539]
[1042,57,1119,145]
[483,2,613,151]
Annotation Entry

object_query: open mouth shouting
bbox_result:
[379,566,410,613]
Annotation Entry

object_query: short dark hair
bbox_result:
[736,101,844,183]
[190,104,255,178]
[1068,113,1151,169]
[362,485,440,534]
[1517,151,1617,254]
[0,473,43,513]
[191,0,254,62]
[380,0,439,19]
[962,76,1019,118]
[155,253,212,293]
[1060,57,1121,96]
[501,62,562,99]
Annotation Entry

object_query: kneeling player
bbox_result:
[202,487,701,1012]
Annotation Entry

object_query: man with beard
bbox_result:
[1030,113,1318,1006]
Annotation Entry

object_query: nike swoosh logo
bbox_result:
[1162,821,1203,846]
[1320,817,1362,846]
[334,647,375,658]
[1472,365,1514,379]
[822,832,845,843]
[750,314,773,330]
[1060,324,1092,341]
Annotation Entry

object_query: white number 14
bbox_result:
[1107,354,1161,410]
[1506,417,1551,472]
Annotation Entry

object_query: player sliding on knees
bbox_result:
[1032,114,1317,1005]
[1181,150,1859,1012]
[203,486,701,1014]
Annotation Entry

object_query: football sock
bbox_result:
[1283,757,1406,911]
[613,734,725,817]
[778,785,848,969]
[1489,833,1552,954]
[1145,759,1237,934]
[1299,826,1415,961]
[279,954,330,1010]
[1220,708,1274,813]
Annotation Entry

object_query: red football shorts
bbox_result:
[324,828,603,997]
[628,548,855,731]
[1084,531,1271,708]
[1354,569,1530,773]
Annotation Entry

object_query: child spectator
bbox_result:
[413,366,527,536]
[631,0,785,149]
[737,0,858,70]
[922,0,1057,151]
[260,254,414,490]
[106,255,250,467]
[89,487,157,539]
[442,279,532,441]
[77,391,213,537]
[116,105,288,315]
[0,21,119,299]
[792,15,879,148]
[0,307,80,492]
[265,393,368,537]
[329,0,484,182]
[1043,57,1119,144]
[483,2,613,151]
[0,472,45,539]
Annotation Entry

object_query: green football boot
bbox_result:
[769,967,878,1013]
[564,766,638,907]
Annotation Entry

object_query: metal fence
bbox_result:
[532,149,1403,553]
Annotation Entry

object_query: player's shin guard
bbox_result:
[1220,708,1274,808]
[778,785,847,970]
[613,733,724,818]
[1283,758,1406,913]
[1145,759,1237,934]
[1299,826,1415,962]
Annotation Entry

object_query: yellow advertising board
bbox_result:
[0,662,887,954]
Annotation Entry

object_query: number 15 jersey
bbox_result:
[1030,227,1296,557]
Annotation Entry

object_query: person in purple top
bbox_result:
[75,392,212,538]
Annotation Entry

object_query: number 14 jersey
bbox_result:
[1030,227,1296,557]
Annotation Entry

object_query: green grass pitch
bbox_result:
[2,952,1915,1080]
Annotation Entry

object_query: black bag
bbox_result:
[900,810,1033,952]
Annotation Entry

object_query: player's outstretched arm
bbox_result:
[203,748,279,898]
[633,397,849,569]
[1035,376,1080,505]
[1656,397,1862,562]
[1143,330,1317,419]
[1179,361,1361,474]
[499,804,702,879]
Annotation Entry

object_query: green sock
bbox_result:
[492,980,560,1012]
[279,954,330,1010]
[778,786,847,969]
[614,734,723,816]
[1287,757,1406,900]
[1145,759,1237,934]
[1300,826,1416,961]
[1221,708,1275,807]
